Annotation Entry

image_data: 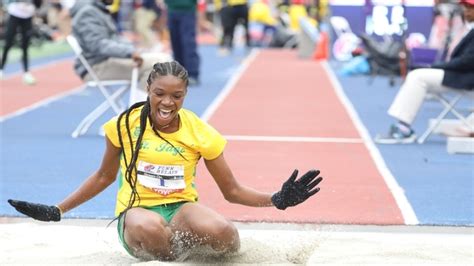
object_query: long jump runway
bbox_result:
[197,50,406,225]
[0,47,472,264]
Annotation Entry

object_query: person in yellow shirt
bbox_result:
[8,61,324,261]
[249,0,278,46]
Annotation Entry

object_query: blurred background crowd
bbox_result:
[0,0,469,79]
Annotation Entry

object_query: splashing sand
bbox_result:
[0,221,472,265]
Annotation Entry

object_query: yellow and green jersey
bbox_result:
[103,107,226,216]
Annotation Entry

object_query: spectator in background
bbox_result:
[375,0,474,144]
[197,0,212,33]
[108,0,121,32]
[132,0,161,51]
[57,0,76,38]
[45,0,78,40]
[163,0,200,86]
[0,0,43,85]
[249,0,277,47]
[215,0,250,56]
[70,0,171,99]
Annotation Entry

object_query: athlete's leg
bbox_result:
[169,202,240,254]
[122,207,175,261]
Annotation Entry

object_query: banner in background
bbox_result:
[329,0,435,38]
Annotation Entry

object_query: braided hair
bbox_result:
[116,61,189,210]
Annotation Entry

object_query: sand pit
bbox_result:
[0,218,472,265]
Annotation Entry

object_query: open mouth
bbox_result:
[159,109,172,119]
[156,108,174,126]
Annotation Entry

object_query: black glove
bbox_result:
[271,169,323,210]
[8,199,61,222]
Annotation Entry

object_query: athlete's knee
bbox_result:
[124,213,174,260]
[210,220,240,250]
[130,219,170,240]
[125,209,170,240]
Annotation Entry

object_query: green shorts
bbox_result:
[117,202,187,256]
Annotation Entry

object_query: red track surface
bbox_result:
[196,50,404,225]
[0,60,81,117]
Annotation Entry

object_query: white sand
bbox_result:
[0,219,472,265]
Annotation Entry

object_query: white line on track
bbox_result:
[321,61,419,225]
[0,85,84,123]
[0,56,74,80]
[200,49,259,122]
[224,135,363,143]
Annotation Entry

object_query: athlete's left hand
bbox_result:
[271,169,323,210]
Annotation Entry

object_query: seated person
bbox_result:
[70,0,171,100]
[375,0,474,144]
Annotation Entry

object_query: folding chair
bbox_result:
[66,35,137,138]
[417,89,474,144]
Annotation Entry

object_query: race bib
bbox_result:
[137,161,185,195]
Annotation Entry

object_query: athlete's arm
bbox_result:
[204,152,323,210]
[57,136,121,213]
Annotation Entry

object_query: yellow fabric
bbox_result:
[249,1,276,26]
[108,0,121,14]
[319,0,329,20]
[288,4,308,31]
[214,0,247,10]
[228,0,247,6]
[103,107,227,216]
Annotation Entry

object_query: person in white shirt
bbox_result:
[0,0,43,85]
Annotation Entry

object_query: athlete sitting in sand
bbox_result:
[8,61,324,261]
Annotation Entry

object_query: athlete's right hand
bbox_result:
[8,199,61,222]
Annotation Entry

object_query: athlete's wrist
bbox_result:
[55,205,63,215]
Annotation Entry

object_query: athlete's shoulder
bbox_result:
[179,108,202,122]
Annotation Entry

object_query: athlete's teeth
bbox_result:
[160,110,171,118]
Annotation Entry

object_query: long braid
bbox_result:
[116,61,189,212]
[117,101,147,209]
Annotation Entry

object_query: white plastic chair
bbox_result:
[66,35,138,138]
